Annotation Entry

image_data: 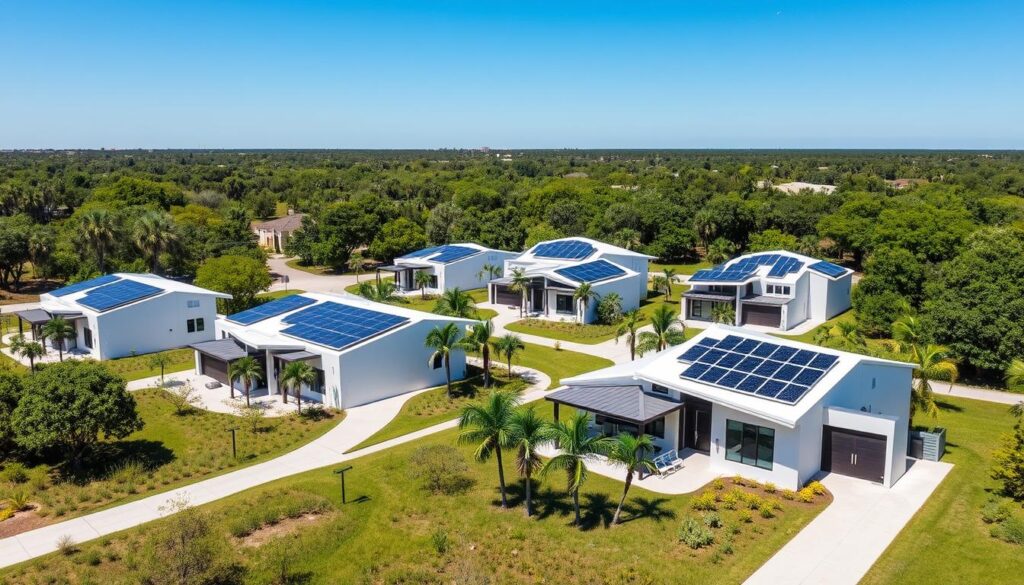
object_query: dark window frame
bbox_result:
[725,419,775,470]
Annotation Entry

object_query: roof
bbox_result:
[254,213,305,232]
[562,324,913,428]
[189,338,249,361]
[689,250,852,285]
[13,309,53,324]
[546,385,684,423]
[740,294,790,306]
[395,242,513,266]
[517,237,654,263]
[40,273,231,315]
[773,182,837,195]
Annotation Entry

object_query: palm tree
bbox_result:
[891,313,924,355]
[542,411,614,527]
[414,271,432,299]
[425,322,462,398]
[358,280,401,303]
[1008,400,1024,419]
[14,338,45,373]
[458,390,520,508]
[229,356,264,407]
[814,319,866,353]
[347,252,364,283]
[1006,359,1024,393]
[433,287,476,318]
[711,303,735,325]
[661,268,677,299]
[507,406,553,517]
[573,282,599,323]
[692,209,717,251]
[705,238,736,264]
[797,235,821,257]
[477,263,502,283]
[81,208,117,273]
[650,275,669,300]
[491,334,525,380]
[41,316,75,362]
[133,211,179,274]
[456,320,494,387]
[636,305,687,357]
[280,360,317,414]
[606,433,659,525]
[615,310,643,361]
[508,268,531,318]
[907,344,959,423]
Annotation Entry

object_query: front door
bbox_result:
[683,405,712,452]
[532,288,545,313]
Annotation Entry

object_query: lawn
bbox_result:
[257,288,306,300]
[0,389,341,534]
[284,258,342,276]
[101,348,196,382]
[652,260,713,275]
[1,401,829,585]
[861,395,1024,584]
[344,281,498,320]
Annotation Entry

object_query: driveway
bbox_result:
[267,255,360,294]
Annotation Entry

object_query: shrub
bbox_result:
[982,499,1013,524]
[797,488,816,503]
[56,534,77,556]
[763,482,777,494]
[109,460,147,487]
[690,491,718,511]
[759,502,775,519]
[431,528,450,555]
[731,475,745,486]
[409,445,473,495]
[721,537,734,555]
[738,510,753,524]
[746,494,765,510]
[83,549,102,566]
[678,516,715,549]
[720,491,740,510]
[726,521,742,536]
[1,462,29,484]
[4,489,31,512]
[806,480,827,496]
[703,511,722,528]
[712,478,725,491]
[780,489,797,501]
[299,404,332,421]
[992,515,1024,545]
[596,294,624,325]
[0,508,13,522]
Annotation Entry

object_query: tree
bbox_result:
[492,334,525,379]
[0,372,24,457]
[661,268,678,300]
[692,209,718,251]
[133,210,179,274]
[142,496,230,585]
[426,202,463,245]
[814,319,867,353]
[41,316,75,362]
[615,310,642,361]
[12,360,143,468]
[358,280,401,303]
[747,229,799,253]
[905,344,959,424]
[711,303,735,325]
[508,267,530,318]
[367,217,427,263]
[573,282,599,323]
[147,352,173,386]
[347,251,365,283]
[79,209,117,274]
[456,320,494,387]
[425,322,463,399]
[11,336,44,373]
[596,292,623,325]
[705,237,736,264]
[477,263,502,283]
[542,411,614,526]
[280,360,316,414]
[458,390,520,507]
[194,255,272,314]
[0,214,32,290]
[1006,359,1024,393]
[229,356,264,407]
[650,275,669,301]
[636,305,687,356]
[646,226,697,263]
[414,271,432,299]
[606,432,659,524]
[164,383,203,415]
[992,408,1024,500]
[433,287,476,318]
[507,406,553,517]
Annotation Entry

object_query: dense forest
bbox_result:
[2,149,1023,381]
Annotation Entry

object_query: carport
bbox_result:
[190,338,249,389]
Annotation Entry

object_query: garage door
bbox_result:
[493,285,520,306]
[741,304,781,327]
[822,426,887,483]
[200,354,229,385]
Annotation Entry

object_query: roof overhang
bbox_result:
[740,295,790,306]
[189,339,250,361]
[683,291,736,302]
[546,385,684,424]
[12,309,53,324]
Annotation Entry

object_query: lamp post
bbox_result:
[226,427,237,459]
[334,465,353,504]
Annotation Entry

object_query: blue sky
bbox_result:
[2,1,1022,149]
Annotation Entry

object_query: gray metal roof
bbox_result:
[546,385,683,423]
[189,339,248,361]
[683,290,735,301]
[13,309,52,324]
[375,265,407,272]
[740,294,790,306]
[275,350,318,362]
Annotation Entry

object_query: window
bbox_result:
[708,285,736,294]
[555,294,574,314]
[186,318,205,333]
[431,353,443,369]
[84,327,93,349]
[725,420,775,470]
[186,299,200,308]
[651,384,669,395]
[766,284,791,296]
[196,318,204,332]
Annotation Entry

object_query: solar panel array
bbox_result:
[808,260,848,278]
[689,266,756,283]
[532,239,595,260]
[677,334,839,404]
[402,245,444,259]
[79,280,163,312]
[554,259,626,284]
[690,254,804,283]
[227,295,316,325]
[280,301,409,350]
[50,274,121,297]
[429,245,481,263]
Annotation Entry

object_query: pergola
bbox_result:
[545,384,684,445]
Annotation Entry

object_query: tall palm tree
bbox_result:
[1006,359,1024,394]
[229,356,264,407]
[692,209,717,251]
[458,390,520,508]
[414,271,433,299]
[606,433,659,525]
[661,268,677,300]
[81,208,117,273]
[477,263,502,283]
[13,337,45,374]
[133,211,179,274]
[347,252,364,283]
[573,282,599,323]
[705,238,736,264]
[542,412,614,527]
[280,360,317,414]
[433,287,476,318]
[425,322,462,398]
[907,344,959,422]
[650,275,669,300]
[491,334,525,380]
[636,305,687,356]
[891,313,924,355]
[456,320,494,387]
[615,310,643,361]
[508,267,531,318]
[40,316,75,362]
[507,406,552,517]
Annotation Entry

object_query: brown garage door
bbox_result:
[822,426,887,483]
[493,285,520,306]
[200,354,229,385]
[741,304,781,327]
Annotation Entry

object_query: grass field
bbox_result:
[345,282,498,320]
[101,348,196,382]
[257,288,306,300]
[652,260,713,275]
[283,258,342,275]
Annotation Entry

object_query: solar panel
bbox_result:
[78,279,163,312]
[50,274,121,297]
[678,334,841,404]
[808,261,848,278]
[533,240,595,260]
[690,266,756,283]
[554,259,626,284]
[429,245,481,263]
[767,256,804,278]
[280,301,410,350]
[227,295,316,325]
[402,245,444,259]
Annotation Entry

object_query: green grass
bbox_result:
[344,282,498,320]
[2,400,828,585]
[102,348,195,382]
[284,258,341,275]
[257,288,306,300]
[862,396,1024,584]
[652,260,713,275]
[505,340,613,389]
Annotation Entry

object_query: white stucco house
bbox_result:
[553,325,913,489]
[683,250,852,331]
[487,237,653,324]
[189,292,474,409]
[15,273,231,360]
[377,243,518,294]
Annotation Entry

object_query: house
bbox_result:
[488,237,653,324]
[253,213,305,253]
[376,243,518,294]
[885,178,928,190]
[683,250,852,331]
[189,292,474,409]
[18,273,231,360]
[552,325,913,489]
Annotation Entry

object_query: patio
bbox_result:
[537,444,718,495]
[130,371,316,417]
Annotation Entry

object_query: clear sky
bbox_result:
[2,1,1022,149]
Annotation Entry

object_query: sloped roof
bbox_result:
[254,213,305,232]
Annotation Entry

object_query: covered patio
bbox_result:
[190,338,326,407]
[546,384,685,451]
[375,262,434,292]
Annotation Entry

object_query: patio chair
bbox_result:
[653,449,684,477]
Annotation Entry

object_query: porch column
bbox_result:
[553,402,560,449]
[638,421,648,479]
[266,350,278,397]
[734,288,742,325]
[375,269,381,285]
[17,316,24,336]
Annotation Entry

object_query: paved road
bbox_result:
[266,255,360,294]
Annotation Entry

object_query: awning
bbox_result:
[683,291,735,302]
[546,385,684,424]
[189,339,248,361]
[740,295,790,306]
[13,309,52,324]
[375,265,408,273]
[275,350,318,362]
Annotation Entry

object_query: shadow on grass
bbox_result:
[936,399,963,413]
[57,439,176,483]
[509,484,676,530]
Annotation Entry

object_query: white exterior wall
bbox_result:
[439,250,518,291]
[91,292,220,360]
[825,273,853,319]
[588,276,643,324]
[602,252,650,300]
[709,402,804,489]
